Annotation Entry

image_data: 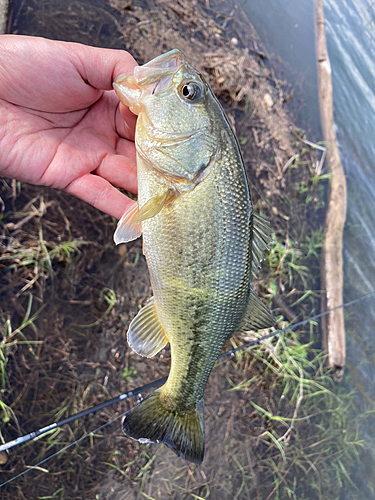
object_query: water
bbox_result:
[240,0,375,497]
[238,0,321,136]
[324,0,375,398]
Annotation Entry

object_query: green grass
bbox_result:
[208,320,370,499]
[72,286,116,328]
[246,333,366,499]
[122,365,137,382]
[0,294,46,445]
[0,226,90,276]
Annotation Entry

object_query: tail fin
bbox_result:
[122,388,205,464]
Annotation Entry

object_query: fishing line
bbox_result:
[0,289,374,489]
[218,289,375,358]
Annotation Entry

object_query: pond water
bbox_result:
[2,0,375,498]
[241,0,375,497]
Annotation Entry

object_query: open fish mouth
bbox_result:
[113,49,186,111]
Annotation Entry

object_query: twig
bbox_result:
[281,154,299,175]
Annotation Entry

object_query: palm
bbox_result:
[0,35,138,219]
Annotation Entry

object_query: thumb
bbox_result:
[58,40,138,91]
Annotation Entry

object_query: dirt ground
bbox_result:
[0,1,340,499]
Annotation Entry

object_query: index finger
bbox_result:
[65,173,135,220]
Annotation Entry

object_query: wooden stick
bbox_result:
[0,0,9,34]
[316,0,347,381]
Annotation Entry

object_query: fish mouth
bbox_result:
[113,50,186,112]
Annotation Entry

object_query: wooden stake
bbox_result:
[316,0,347,381]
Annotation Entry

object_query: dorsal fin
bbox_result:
[238,288,275,332]
[128,297,169,358]
[251,212,273,279]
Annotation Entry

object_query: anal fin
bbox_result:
[128,297,168,358]
[238,289,276,332]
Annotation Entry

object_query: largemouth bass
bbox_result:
[113,50,275,464]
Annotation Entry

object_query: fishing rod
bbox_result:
[0,289,374,467]
[0,378,167,454]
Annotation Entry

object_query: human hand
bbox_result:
[0,35,138,219]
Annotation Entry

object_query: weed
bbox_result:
[238,327,369,499]
[38,487,65,499]
[267,236,309,289]
[0,224,91,302]
[72,287,116,328]
[122,366,137,382]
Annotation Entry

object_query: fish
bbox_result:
[112,49,275,465]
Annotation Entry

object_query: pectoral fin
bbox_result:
[238,289,276,332]
[128,297,169,358]
[114,202,142,245]
[134,188,173,223]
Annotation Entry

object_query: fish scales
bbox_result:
[113,49,275,464]
[139,143,251,406]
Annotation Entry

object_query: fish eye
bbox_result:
[180,82,202,101]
